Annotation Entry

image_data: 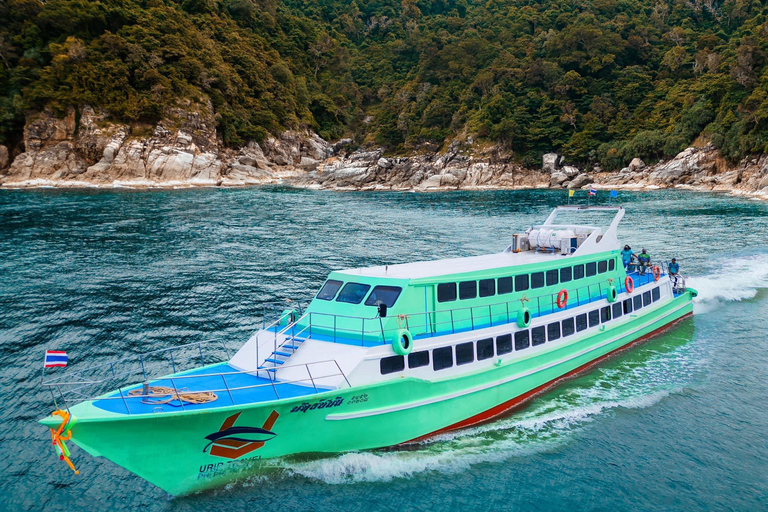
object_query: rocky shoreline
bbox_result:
[1,107,767,200]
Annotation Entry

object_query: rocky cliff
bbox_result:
[1,108,767,200]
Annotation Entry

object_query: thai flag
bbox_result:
[588,187,597,196]
[44,350,68,368]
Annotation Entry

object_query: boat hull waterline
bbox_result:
[41,292,694,495]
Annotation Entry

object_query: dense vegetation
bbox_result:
[1,0,767,168]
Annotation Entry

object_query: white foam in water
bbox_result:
[687,253,768,313]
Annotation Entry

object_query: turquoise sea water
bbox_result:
[1,188,767,511]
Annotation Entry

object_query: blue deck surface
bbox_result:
[93,363,323,415]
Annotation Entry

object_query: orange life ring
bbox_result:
[653,266,661,282]
[556,289,568,309]
[625,276,634,293]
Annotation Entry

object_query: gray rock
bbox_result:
[0,145,8,170]
[629,158,646,171]
[550,171,568,187]
[377,157,393,169]
[562,165,580,178]
[568,173,593,189]
[542,153,559,173]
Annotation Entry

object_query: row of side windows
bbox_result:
[381,286,662,375]
[437,258,617,303]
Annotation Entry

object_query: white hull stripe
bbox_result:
[326,299,691,421]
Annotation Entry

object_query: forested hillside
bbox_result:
[1,0,767,168]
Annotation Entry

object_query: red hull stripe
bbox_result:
[402,312,692,445]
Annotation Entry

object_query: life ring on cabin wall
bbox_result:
[653,266,661,282]
[556,289,568,309]
[625,276,634,293]
[393,328,413,356]
[607,285,618,303]
[517,307,531,328]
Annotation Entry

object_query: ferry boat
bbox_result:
[39,206,696,495]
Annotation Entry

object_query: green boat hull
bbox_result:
[41,290,694,495]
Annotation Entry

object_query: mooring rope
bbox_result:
[127,386,218,405]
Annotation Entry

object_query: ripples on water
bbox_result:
[1,188,766,511]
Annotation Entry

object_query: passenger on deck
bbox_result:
[621,245,635,271]
[668,258,680,287]
[637,249,651,275]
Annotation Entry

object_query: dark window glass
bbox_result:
[560,266,572,283]
[652,287,661,302]
[601,306,612,323]
[336,282,372,304]
[515,274,529,291]
[612,302,623,318]
[531,272,545,289]
[496,334,513,355]
[317,280,343,300]
[456,342,474,365]
[365,286,403,307]
[643,291,652,306]
[498,277,513,295]
[609,259,616,271]
[598,260,608,273]
[586,262,597,277]
[479,279,495,298]
[547,322,561,341]
[573,265,585,280]
[514,330,530,350]
[589,309,600,327]
[576,313,588,332]
[532,326,546,346]
[546,269,559,286]
[438,283,457,302]
[562,317,575,337]
[380,355,405,375]
[477,338,494,360]
[633,294,643,310]
[408,351,429,369]
[459,281,477,300]
[623,298,633,315]
[433,346,453,371]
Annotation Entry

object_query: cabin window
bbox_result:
[532,326,546,346]
[496,334,513,355]
[459,281,477,300]
[515,274,530,291]
[562,317,575,337]
[547,322,561,341]
[609,259,616,271]
[623,298,633,315]
[380,355,405,375]
[586,262,597,277]
[531,272,545,289]
[477,338,495,360]
[433,346,453,371]
[438,283,457,302]
[408,351,430,369]
[612,302,623,319]
[576,313,588,332]
[601,306,612,323]
[498,277,513,295]
[598,260,608,273]
[560,266,572,283]
[456,342,474,365]
[573,264,585,280]
[365,286,402,307]
[588,309,600,327]
[317,280,343,300]
[546,269,559,286]
[336,282,372,304]
[643,291,652,307]
[633,294,643,310]
[514,330,530,350]
[479,279,496,298]
[652,287,661,302]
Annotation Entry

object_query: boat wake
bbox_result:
[277,330,701,485]
[687,253,768,313]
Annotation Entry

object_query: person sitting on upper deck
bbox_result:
[637,248,651,275]
[621,245,635,271]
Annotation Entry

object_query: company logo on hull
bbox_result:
[203,410,279,459]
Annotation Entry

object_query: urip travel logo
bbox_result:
[203,410,279,459]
